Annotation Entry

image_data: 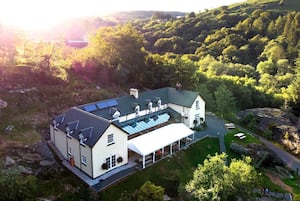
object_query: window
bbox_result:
[157,99,161,109]
[148,101,153,112]
[135,105,140,115]
[105,155,116,170]
[81,155,87,165]
[194,114,200,125]
[79,133,86,146]
[112,155,116,168]
[106,157,111,169]
[195,100,200,110]
[107,134,114,145]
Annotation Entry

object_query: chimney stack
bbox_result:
[130,88,139,99]
[176,82,182,91]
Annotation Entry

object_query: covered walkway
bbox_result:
[128,123,194,168]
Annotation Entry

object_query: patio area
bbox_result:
[62,158,138,190]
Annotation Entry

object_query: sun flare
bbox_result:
[0,0,246,30]
[0,0,116,30]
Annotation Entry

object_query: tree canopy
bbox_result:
[186,153,258,201]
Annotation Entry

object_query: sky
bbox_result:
[0,0,245,30]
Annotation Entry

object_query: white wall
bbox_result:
[53,128,68,159]
[168,103,187,125]
[67,136,80,166]
[92,125,128,178]
[50,125,54,142]
[168,95,205,128]
[189,96,206,126]
[80,144,93,177]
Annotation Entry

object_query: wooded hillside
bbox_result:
[0,0,299,117]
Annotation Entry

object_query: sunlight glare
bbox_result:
[0,0,115,30]
[0,0,245,30]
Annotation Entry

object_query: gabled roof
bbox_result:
[53,107,110,147]
[78,87,200,120]
[167,87,199,107]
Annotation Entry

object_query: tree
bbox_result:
[267,21,276,38]
[136,181,164,201]
[222,45,238,62]
[0,170,38,201]
[214,84,236,115]
[256,60,277,75]
[88,24,146,85]
[259,40,286,62]
[186,153,258,201]
[196,84,216,111]
[279,0,284,6]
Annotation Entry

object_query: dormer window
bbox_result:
[148,101,153,112]
[157,99,162,110]
[79,133,87,145]
[78,127,92,146]
[112,110,121,121]
[135,105,140,115]
[66,126,72,139]
[53,119,58,130]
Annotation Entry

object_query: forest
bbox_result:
[0,0,300,117]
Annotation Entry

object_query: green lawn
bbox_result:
[224,128,261,160]
[259,172,287,193]
[224,129,288,193]
[283,175,300,195]
[99,137,219,201]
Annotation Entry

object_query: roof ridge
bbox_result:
[71,107,110,123]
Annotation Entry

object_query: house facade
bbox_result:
[50,87,205,179]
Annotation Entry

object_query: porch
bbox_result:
[128,123,194,168]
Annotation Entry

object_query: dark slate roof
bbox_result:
[53,107,110,147]
[167,87,199,107]
[77,87,199,120]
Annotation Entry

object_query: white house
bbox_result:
[50,87,205,179]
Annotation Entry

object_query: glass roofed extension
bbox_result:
[115,109,180,136]
[123,113,170,135]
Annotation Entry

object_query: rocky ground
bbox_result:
[1,137,62,176]
[238,108,300,157]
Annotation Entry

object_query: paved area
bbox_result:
[92,166,137,191]
[62,159,137,187]
[255,189,293,201]
[194,113,227,140]
[261,138,300,175]
[237,126,300,176]
[194,113,227,154]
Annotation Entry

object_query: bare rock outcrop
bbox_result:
[238,108,300,156]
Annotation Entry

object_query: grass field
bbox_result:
[283,176,300,195]
[223,129,289,193]
[99,137,219,201]
[224,128,261,161]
